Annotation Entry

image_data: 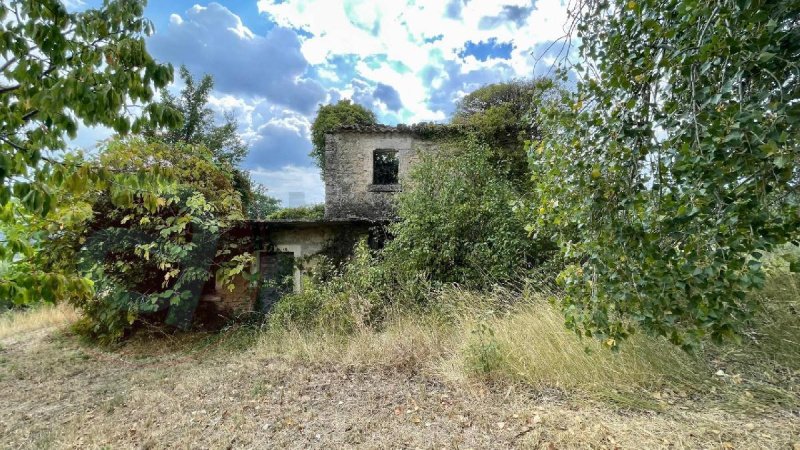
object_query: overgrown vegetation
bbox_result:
[264,268,799,410]
[266,203,325,220]
[309,100,376,173]
[0,2,278,341]
[452,78,561,185]
[0,0,178,308]
[385,138,556,287]
[62,138,251,341]
[144,66,280,220]
[2,0,798,372]
[530,0,800,349]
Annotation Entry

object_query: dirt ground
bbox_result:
[1,325,798,449]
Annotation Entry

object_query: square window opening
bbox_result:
[373,149,399,185]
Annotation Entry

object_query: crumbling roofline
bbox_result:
[330,122,469,137]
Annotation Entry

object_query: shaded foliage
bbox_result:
[269,240,432,333]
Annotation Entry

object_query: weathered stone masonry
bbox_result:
[205,124,445,315]
[324,125,441,220]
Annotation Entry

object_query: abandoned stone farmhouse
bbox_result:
[202,124,447,314]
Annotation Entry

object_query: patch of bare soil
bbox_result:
[1,327,798,449]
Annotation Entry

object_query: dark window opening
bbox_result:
[373,149,399,185]
[257,252,294,313]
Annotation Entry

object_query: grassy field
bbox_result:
[1,277,799,449]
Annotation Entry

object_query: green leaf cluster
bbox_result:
[0,0,177,309]
[385,137,556,287]
[452,78,562,185]
[57,138,252,341]
[531,0,800,349]
[310,100,376,173]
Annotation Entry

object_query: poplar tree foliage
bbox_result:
[0,0,179,306]
[310,100,376,173]
[532,0,800,349]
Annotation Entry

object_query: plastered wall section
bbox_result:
[258,226,339,293]
[204,223,371,313]
[324,132,439,220]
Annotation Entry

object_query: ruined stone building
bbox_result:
[204,124,445,314]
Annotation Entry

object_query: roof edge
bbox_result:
[330,122,467,137]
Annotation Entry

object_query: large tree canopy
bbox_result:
[0,0,178,306]
[144,66,280,219]
[451,78,562,185]
[452,78,557,148]
[0,0,177,189]
[532,0,800,349]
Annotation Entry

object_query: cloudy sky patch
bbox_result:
[69,0,570,206]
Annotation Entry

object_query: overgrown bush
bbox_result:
[269,240,432,333]
[266,204,325,220]
[44,138,252,342]
[384,136,556,288]
[310,100,376,172]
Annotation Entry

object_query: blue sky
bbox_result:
[69,0,570,206]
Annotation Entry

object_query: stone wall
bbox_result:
[324,131,439,220]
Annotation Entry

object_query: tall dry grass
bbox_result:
[256,278,800,408]
[255,288,707,403]
[0,303,79,340]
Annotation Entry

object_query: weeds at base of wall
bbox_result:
[260,274,799,411]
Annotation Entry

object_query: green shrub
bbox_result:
[384,136,556,288]
[310,100,376,172]
[452,78,562,186]
[269,240,433,333]
[464,320,505,377]
[49,139,252,342]
[266,204,325,220]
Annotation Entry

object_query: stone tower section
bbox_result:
[323,124,443,220]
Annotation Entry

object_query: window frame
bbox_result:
[372,148,400,186]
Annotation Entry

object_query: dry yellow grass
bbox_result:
[452,293,705,394]
[1,289,798,448]
[257,298,700,405]
[0,303,79,340]
[255,286,798,410]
